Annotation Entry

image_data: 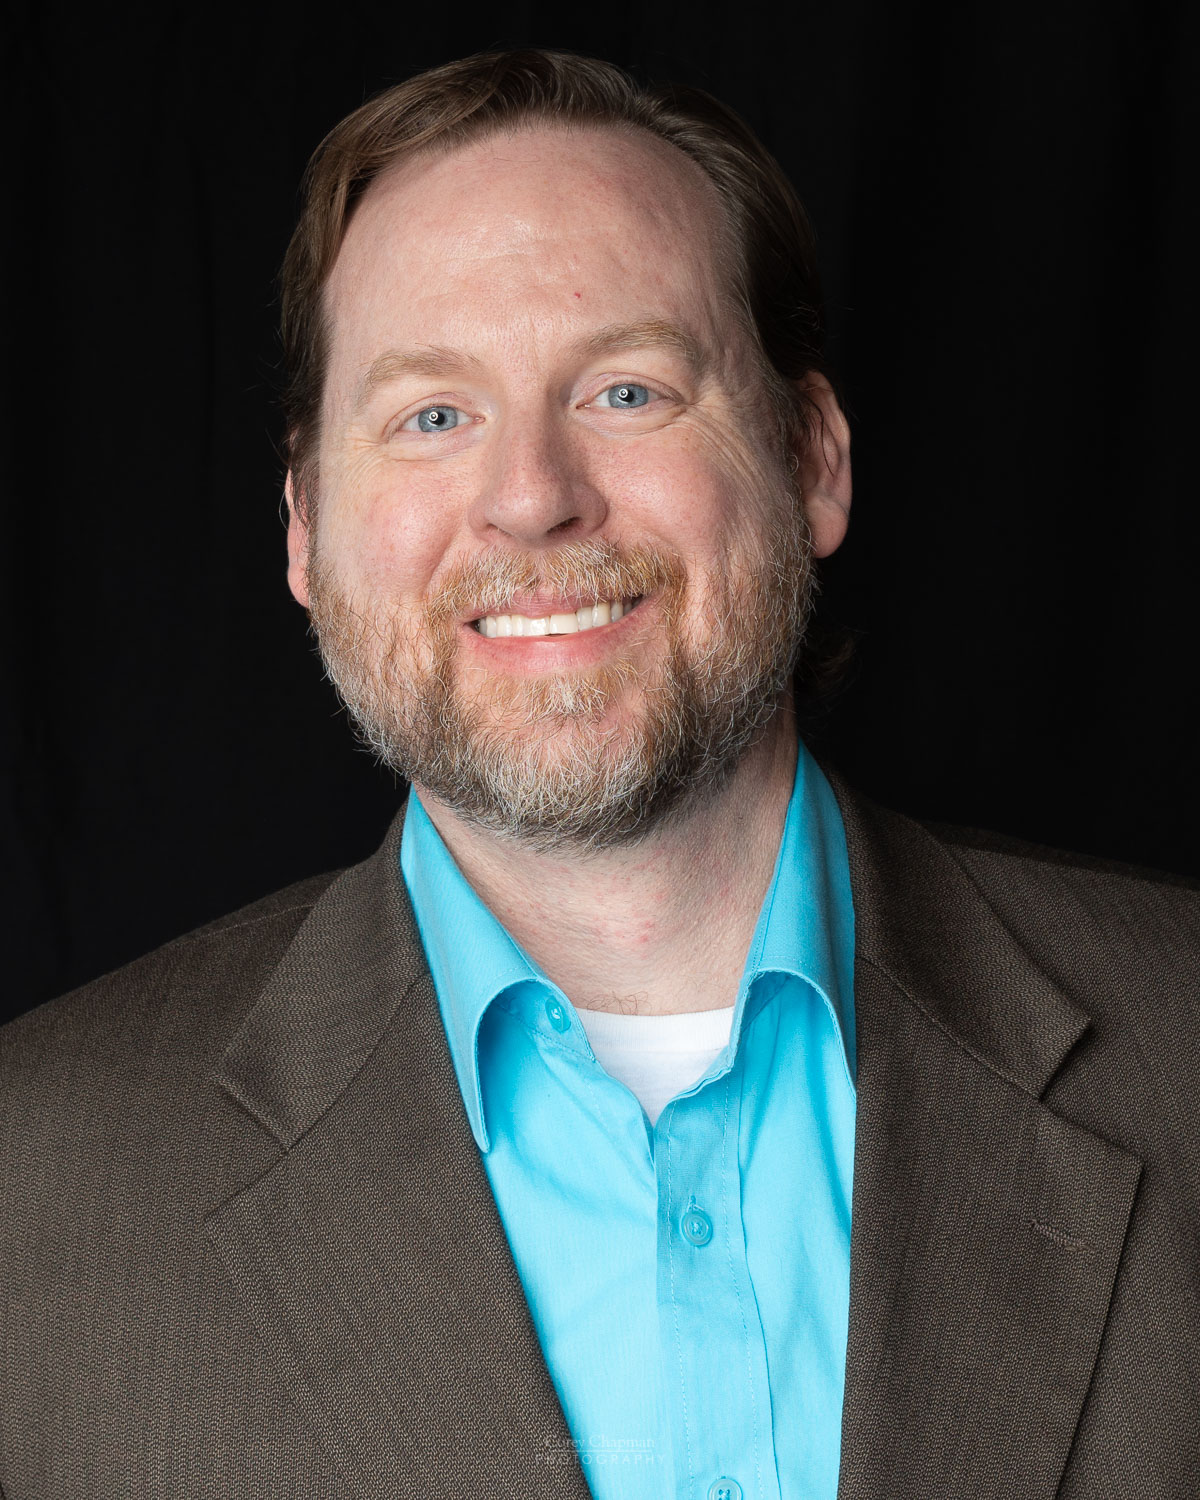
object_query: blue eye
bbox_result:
[595,383,651,409]
[405,405,464,433]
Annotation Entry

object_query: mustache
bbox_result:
[426,538,687,625]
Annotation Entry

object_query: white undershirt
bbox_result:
[574,1004,736,1125]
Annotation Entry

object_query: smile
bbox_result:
[472,597,643,638]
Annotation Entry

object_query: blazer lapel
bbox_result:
[829,780,1142,1500]
[206,807,591,1499]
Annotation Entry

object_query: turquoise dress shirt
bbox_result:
[400,740,857,1500]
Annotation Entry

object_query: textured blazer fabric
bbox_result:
[2,776,1198,1499]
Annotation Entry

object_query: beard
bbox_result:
[306,476,814,855]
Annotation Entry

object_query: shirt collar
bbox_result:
[740,740,857,1088]
[399,790,545,1151]
[399,738,856,1153]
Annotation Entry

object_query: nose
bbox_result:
[467,415,608,549]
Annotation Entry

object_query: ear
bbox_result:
[284,471,312,608]
[792,372,851,558]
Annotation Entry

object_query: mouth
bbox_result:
[470,596,645,638]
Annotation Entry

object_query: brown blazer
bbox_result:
[2,776,1198,1498]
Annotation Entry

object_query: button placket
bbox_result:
[655,1044,781,1500]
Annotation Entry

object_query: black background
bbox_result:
[4,0,1197,1021]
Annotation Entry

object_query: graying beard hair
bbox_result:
[309,505,813,855]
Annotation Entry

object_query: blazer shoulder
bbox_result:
[879,813,1200,1209]
[919,816,1200,1097]
[924,819,1200,895]
[178,868,345,943]
[0,868,344,1070]
[921,818,1200,959]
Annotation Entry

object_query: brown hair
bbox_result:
[280,48,833,518]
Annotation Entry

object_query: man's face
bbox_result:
[289,125,845,851]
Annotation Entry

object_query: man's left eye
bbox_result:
[592,383,652,409]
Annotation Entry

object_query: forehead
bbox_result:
[322,124,738,383]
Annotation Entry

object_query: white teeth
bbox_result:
[475,598,636,637]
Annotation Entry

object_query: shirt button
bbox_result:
[681,1206,713,1246]
[545,998,570,1033]
[708,1481,743,1500]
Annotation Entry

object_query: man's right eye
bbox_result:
[402,405,465,433]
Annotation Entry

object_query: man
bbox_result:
[1,48,1196,1500]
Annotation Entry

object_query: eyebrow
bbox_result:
[353,346,486,411]
[352,318,712,412]
[573,319,711,376]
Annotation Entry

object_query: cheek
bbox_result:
[598,438,731,545]
[608,424,781,577]
[317,468,459,598]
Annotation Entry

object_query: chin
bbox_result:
[455,657,649,731]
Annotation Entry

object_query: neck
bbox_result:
[414,706,799,1017]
